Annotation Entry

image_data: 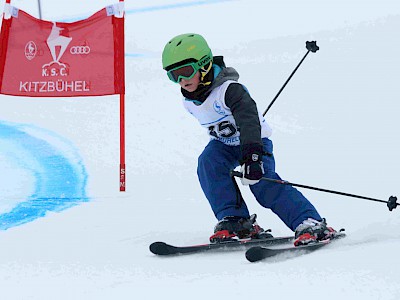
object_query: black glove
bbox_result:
[240,143,264,185]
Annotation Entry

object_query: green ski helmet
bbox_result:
[162,33,213,83]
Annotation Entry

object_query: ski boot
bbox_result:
[209,214,272,243]
[294,218,337,246]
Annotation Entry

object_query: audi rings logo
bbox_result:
[70,46,91,55]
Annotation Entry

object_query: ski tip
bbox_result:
[149,242,171,255]
[245,246,265,263]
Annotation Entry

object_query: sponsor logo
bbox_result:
[211,136,240,146]
[197,56,211,67]
[213,100,225,115]
[24,41,37,60]
[70,46,90,55]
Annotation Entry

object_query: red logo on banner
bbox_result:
[0,6,125,97]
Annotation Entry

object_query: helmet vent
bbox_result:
[177,40,182,46]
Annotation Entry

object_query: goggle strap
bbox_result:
[200,62,212,81]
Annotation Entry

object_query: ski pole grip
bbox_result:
[230,170,243,178]
[306,41,319,53]
[387,196,398,211]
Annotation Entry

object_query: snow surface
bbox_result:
[0,0,400,299]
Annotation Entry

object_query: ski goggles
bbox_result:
[166,52,213,83]
[166,62,200,83]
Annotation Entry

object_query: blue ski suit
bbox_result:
[183,56,321,231]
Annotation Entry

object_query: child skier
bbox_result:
[162,33,337,246]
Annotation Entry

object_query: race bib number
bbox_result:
[208,121,238,138]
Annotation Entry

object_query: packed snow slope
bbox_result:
[0,0,400,299]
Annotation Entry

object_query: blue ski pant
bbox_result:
[197,138,321,231]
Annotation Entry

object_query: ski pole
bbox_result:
[230,171,398,211]
[263,41,320,116]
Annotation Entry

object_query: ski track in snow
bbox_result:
[0,121,88,230]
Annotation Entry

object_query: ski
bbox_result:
[245,231,346,262]
[149,235,294,256]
